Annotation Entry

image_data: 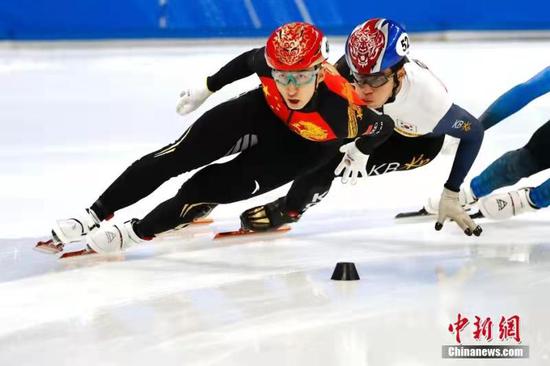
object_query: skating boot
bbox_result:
[240,197,301,232]
[86,219,146,254]
[36,208,101,253]
[478,187,538,220]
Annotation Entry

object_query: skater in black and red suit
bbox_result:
[40,22,394,254]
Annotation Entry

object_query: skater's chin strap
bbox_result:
[386,57,408,104]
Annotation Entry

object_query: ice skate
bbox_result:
[35,208,101,254]
[85,219,144,254]
[53,208,101,243]
[214,226,291,239]
[240,197,301,232]
[478,188,538,220]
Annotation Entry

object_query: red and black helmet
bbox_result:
[265,22,329,71]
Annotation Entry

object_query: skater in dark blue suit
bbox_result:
[467,66,550,219]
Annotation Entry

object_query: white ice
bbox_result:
[0,39,549,365]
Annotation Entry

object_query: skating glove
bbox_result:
[334,141,369,185]
[435,187,482,236]
[176,79,213,115]
[424,183,477,214]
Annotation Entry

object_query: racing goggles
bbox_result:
[272,67,320,87]
[352,70,393,88]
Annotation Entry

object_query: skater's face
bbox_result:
[272,66,323,110]
[353,67,404,108]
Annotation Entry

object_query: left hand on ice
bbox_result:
[435,187,482,236]
[334,141,369,185]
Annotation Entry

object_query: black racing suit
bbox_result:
[89,48,394,237]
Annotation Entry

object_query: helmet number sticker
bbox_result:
[396,33,410,56]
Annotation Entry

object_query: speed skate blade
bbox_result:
[59,248,96,259]
[395,207,431,219]
[395,207,483,220]
[192,217,213,225]
[214,226,291,240]
[34,239,63,254]
[469,211,484,219]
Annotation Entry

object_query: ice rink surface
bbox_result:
[0,39,549,365]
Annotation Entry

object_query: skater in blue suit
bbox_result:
[468,66,550,219]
